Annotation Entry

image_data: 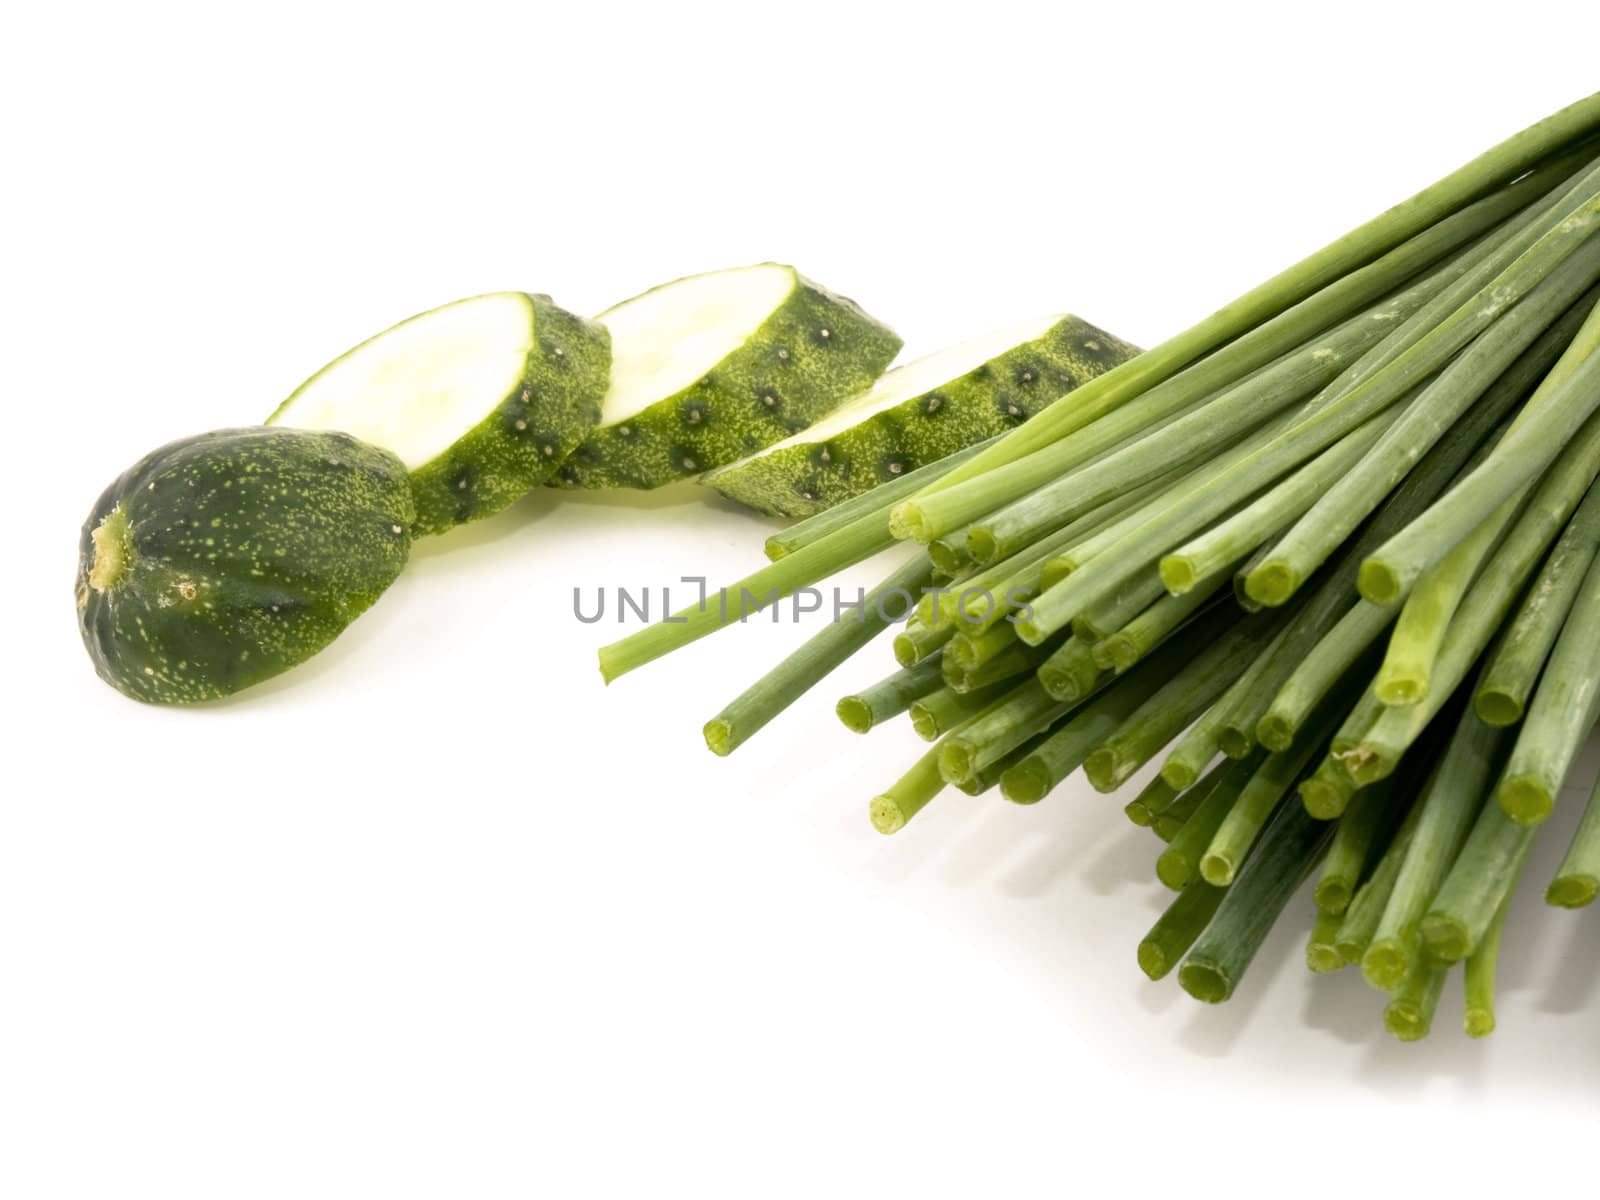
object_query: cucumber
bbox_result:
[555,263,901,489]
[269,292,610,535]
[77,427,414,704]
[700,314,1139,517]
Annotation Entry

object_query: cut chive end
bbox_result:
[1160,761,1199,792]
[1000,762,1049,806]
[1473,688,1523,727]
[1306,943,1344,974]
[965,527,999,566]
[1374,676,1425,706]
[1314,878,1353,916]
[927,539,966,576]
[1419,913,1472,963]
[1137,941,1170,982]
[835,697,873,734]
[1177,959,1232,1004]
[1013,618,1047,646]
[1498,776,1554,825]
[1243,561,1298,608]
[1464,1008,1497,1039]
[1545,874,1597,909]
[869,794,907,835]
[1300,778,1349,821]
[1360,941,1408,993]
[1124,799,1155,828]
[761,536,789,561]
[703,719,733,757]
[1383,999,1433,1042]
[1082,749,1120,794]
[908,704,939,742]
[887,502,929,544]
[1216,727,1253,759]
[938,741,976,787]
[1158,555,1198,596]
[891,634,920,668]
[1256,715,1294,753]
[1105,636,1140,673]
[1198,852,1235,888]
[1156,851,1191,892]
[1357,559,1403,606]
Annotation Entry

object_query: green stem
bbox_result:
[1307,906,1347,973]
[1547,769,1600,908]
[893,615,956,667]
[1344,409,1600,784]
[1035,636,1104,703]
[1254,248,1600,601]
[1098,581,1236,675]
[835,653,947,734]
[1179,799,1332,1003]
[1383,956,1450,1042]
[1314,775,1406,915]
[599,507,902,683]
[945,619,1020,675]
[1258,606,1394,751]
[1123,774,1180,828]
[1464,876,1519,1037]
[1153,780,1211,843]
[1361,703,1511,991]
[1372,488,1527,705]
[1477,482,1600,724]
[869,746,949,835]
[914,99,1600,501]
[703,556,935,755]
[1420,796,1539,962]
[910,679,1014,741]
[1139,882,1228,982]
[1160,405,1403,594]
[1299,758,1360,822]
[1497,549,1600,824]
[938,678,1074,786]
[1334,797,1425,964]
[1156,753,1265,890]
[1162,621,1300,782]
[1361,292,1600,602]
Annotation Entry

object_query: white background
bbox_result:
[4,2,1599,1196]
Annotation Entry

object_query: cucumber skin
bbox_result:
[272,293,611,536]
[76,427,414,704]
[556,268,902,490]
[702,316,1140,517]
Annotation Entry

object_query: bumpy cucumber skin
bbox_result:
[556,268,902,490]
[701,316,1139,517]
[76,427,415,704]
[271,293,611,536]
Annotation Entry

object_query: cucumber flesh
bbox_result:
[558,263,902,489]
[269,292,609,535]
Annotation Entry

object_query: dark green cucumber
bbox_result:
[556,263,902,490]
[77,427,414,704]
[702,314,1139,517]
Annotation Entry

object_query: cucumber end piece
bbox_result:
[87,506,131,593]
[1177,959,1232,1004]
[1498,776,1553,826]
[1545,874,1597,909]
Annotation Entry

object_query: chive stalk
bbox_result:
[835,654,947,734]
[1383,956,1450,1041]
[1156,754,1264,890]
[1307,907,1346,973]
[1314,775,1404,915]
[1098,584,1234,674]
[1419,797,1539,962]
[1179,800,1332,1003]
[938,678,1074,785]
[1139,882,1228,982]
[1476,482,1600,724]
[1464,880,1519,1037]
[1361,705,1510,991]
[869,747,949,835]
[1258,607,1394,750]
[1547,771,1600,908]
[909,680,1013,741]
[1035,637,1103,703]
[1124,774,1181,828]
[704,556,936,755]
[1496,550,1600,824]
[1152,782,1210,843]
[1334,799,1424,964]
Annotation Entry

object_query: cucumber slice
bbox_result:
[268,292,610,535]
[556,263,901,489]
[701,314,1139,517]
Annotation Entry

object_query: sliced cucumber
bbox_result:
[268,292,610,535]
[555,263,901,489]
[701,314,1139,517]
